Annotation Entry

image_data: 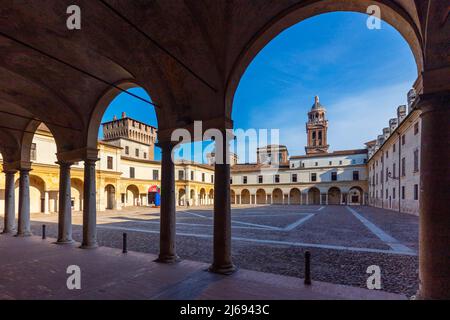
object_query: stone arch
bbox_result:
[328,187,342,205]
[208,189,214,204]
[15,174,45,214]
[70,178,84,212]
[199,188,206,205]
[241,189,250,205]
[256,189,266,204]
[126,184,140,206]
[308,187,321,205]
[190,189,196,206]
[349,186,364,205]
[105,184,116,210]
[272,188,283,205]
[289,188,301,205]
[225,3,423,118]
[230,189,236,204]
[178,188,186,206]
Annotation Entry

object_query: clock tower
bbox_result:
[305,96,329,155]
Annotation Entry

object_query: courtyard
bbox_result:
[12,205,419,297]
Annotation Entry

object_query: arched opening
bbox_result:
[230,189,236,204]
[190,189,196,206]
[272,188,283,205]
[241,189,251,205]
[208,189,214,205]
[289,188,301,205]
[256,189,267,205]
[126,185,140,207]
[70,178,84,212]
[348,186,364,205]
[199,188,206,205]
[14,175,46,214]
[307,187,321,205]
[328,187,341,205]
[105,184,116,210]
[178,188,186,206]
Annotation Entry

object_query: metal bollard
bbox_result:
[42,225,46,240]
[122,233,127,253]
[304,251,311,285]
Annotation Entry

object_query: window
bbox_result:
[135,148,139,157]
[190,171,194,180]
[125,146,129,155]
[386,188,389,199]
[130,167,135,178]
[414,184,419,200]
[393,163,396,179]
[275,175,280,183]
[339,160,343,165]
[202,173,205,182]
[258,175,263,184]
[107,156,113,170]
[230,178,233,185]
[376,174,378,185]
[144,152,147,159]
[30,143,37,161]
[393,143,396,153]
[386,168,389,182]
[315,162,318,167]
[386,151,389,159]
[414,122,419,135]
[211,175,214,183]
[401,157,406,176]
[302,162,305,168]
[152,169,159,180]
[292,174,297,183]
[353,171,359,181]
[402,135,406,145]
[402,186,405,199]
[414,149,419,172]
[311,173,317,182]
[121,194,125,203]
[331,172,337,181]
[243,176,248,184]
[178,170,184,180]
[329,161,332,166]
[393,188,396,199]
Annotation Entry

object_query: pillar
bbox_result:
[56,161,74,244]
[2,170,17,234]
[418,93,450,299]
[44,191,49,214]
[81,159,98,249]
[156,141,178,263]
[16,168,32,237]
[209,131,235,274]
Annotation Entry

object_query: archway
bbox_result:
[308,187,321,205]
[230,189,236,204]
[349,186,364,205]
[126,185,139,206]
[178,188,186,206]
[70,178,84,212]
[190,189,196,206]
[328,187,341,205]
[289,188,301,205]
[199,188,206,205]
[272,188,283,205]
[15,175,46,214]
[105,184,116,210]
[208,189,214,205]
[256,189,266,204]
[241,189,250,205]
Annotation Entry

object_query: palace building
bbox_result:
[1,95,424,216]
[366,89,421,215]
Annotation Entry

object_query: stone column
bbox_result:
[81,159,98,249]
[56,161,74,244]
[156,141,178,263]
[418,93,450,300]
[209,131,235,274]
[2,170,17,234]
[16,168,32,237]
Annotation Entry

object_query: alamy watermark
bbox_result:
[366,5,382,30]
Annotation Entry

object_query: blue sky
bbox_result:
[100,12,417,162]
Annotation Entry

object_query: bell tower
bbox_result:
[305,96,329,154]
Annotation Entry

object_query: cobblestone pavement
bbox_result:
[2,205,419,297]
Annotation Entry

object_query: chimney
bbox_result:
[122,112,126,119]
[397,105,407,123]
[389,118,398,132]
[407,88,417,112]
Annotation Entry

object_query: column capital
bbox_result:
[55,160,74,167]
[415,91,450,114]
[3,160,32,171]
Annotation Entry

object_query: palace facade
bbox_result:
[1,94,425,216]
[367,89,421,215]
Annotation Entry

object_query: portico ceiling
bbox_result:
[0,0,448,160]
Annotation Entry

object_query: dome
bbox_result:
[311,96,324,110]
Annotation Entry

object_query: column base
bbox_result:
[155,254,180,264]
[80,242,98,249]
[55,239,75,245]
[208,263,237,275]
[1,229,16,235]
[15,231,33,237]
